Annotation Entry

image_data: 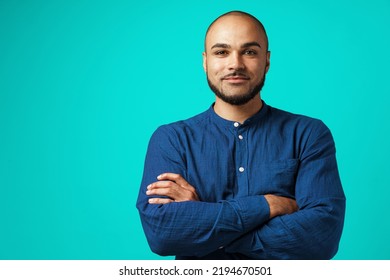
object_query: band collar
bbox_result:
[208,100,269,128]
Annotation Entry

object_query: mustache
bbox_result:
[221,71,250,80]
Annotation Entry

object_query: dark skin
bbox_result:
[147,13,298,219]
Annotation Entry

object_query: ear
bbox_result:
[265,51,271,73]
[202,52,207,73]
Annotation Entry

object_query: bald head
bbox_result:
[205,11,269,51]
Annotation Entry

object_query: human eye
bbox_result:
[243,49,257,56]
[213,49,228,56]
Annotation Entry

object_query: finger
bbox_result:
[146,187,176,197]
[157,174,199,201]
[157,173,182,181]
[147,180,176,190]
[148,198,174,204]
[157,173,192,190]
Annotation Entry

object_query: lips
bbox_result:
[224,76,249,80]
[223,76,250,83]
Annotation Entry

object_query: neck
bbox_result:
[214,95,263,123]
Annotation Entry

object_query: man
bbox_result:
[136,11,346,260]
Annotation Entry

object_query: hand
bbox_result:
[264,194,298,219]
[146,173,200,204]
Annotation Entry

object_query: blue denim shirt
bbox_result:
[136,101,346,259]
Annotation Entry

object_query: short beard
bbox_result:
[207,73,266,106]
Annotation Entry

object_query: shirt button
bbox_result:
[233,122,239,127]
[238,135,243,140]
[239,167,245,172]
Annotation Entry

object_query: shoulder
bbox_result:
[150,107,211,143]
[264,104,335,156]
[266,105,336,159]
[266,104,330,135]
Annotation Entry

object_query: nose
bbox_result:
[228,52,245,71]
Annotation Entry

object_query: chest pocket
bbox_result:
[251,159,299,197]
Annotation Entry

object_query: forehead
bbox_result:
[205,15,266,49]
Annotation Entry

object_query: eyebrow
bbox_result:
[242,41,262,49]
[211,41,262,49]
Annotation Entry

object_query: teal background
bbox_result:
[1,0,389,260]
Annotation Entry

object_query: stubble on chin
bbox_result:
[206,75,266,106]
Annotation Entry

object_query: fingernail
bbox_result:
[148,198,155,203]
[157,175,162,179]
[146,190,151,195]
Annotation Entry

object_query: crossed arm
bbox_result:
[147,172,298,219]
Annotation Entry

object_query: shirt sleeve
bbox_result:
[136,125,271,257]
[224,121,346,259]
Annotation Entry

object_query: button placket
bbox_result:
[233,122,249,195]
[234,124,246,175]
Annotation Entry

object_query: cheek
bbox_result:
[207,59,225,75]
[249,63,266,79]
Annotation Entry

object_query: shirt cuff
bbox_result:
[233,195,270,231]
